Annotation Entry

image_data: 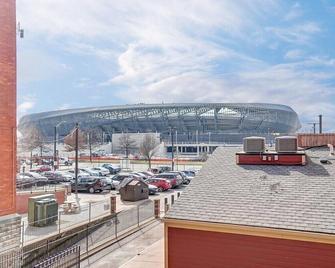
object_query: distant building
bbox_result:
[19,103,301,144]
[164,145,335,267]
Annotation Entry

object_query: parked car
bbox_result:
[68,169,90,178]
[101,164,121,174]
[148,184,158,195]
[59,157,73,166]
[71,177,107,193]
[181,170,196,177]
[145,178,172,191]
[153,173,183,188]
[112,173,139,190]
[80,168,100,177]
[16,173,35,188]
[169,171,191,185]
[91,167,110,176]
[43,171,71,184]
[30,165,52,173]
[158,166,172,173]
[20,172,48,186]
[55,171,73,182]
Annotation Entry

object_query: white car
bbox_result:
[91,167,110,176]
[80,168,100,177]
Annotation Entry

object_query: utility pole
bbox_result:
[88,132,92,163]
[171,128,175,171]
[319,114,323,134]
[74,123,79,197]
[53,126,57,170]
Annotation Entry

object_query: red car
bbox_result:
[30,165,52,173]
[146,178,172,192]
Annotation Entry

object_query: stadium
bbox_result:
[19,103,301,144]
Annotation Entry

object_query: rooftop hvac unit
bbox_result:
[243,137,265,153]
[275,136,298,153]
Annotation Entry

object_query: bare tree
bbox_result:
[119,133,136,158]
[64,127,87,152]
[19,125,45,168]
[139,134,159,168]
[86,128,102,162]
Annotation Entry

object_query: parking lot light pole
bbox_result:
[75,123,79,196]
[53,121,65,170]
[170,128,175,171]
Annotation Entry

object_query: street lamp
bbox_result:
[53,121,65,170]
[169,127,176,171]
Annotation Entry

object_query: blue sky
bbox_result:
[17,0,335,131]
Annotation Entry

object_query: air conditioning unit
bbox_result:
[243,137,265,153]
[28,194,58,227]
[275,136,298,153]
[34,199,58,227]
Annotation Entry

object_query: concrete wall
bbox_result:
[0,0,17,216]
[16,190,67,214]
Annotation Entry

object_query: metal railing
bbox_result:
[21,200,155,267]
[33,245,80,268]
[0,249,22,268]
[22,199,111,245]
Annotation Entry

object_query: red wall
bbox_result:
[168,227,335,268]
[0,0,17,216]
[16,190,66,214]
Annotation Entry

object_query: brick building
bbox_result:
[164,146,335,267]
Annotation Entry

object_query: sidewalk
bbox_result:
[120,239,164,268]
[82,220,164,268]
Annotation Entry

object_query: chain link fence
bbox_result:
[21,200,155,267]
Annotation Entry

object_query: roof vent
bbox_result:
[243,137,265,153]
[275,136,297,153]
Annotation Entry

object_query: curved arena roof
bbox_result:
[19,103,301,139]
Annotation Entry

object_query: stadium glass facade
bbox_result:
[19,103,301,143]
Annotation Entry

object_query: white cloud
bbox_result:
[284,49,304,60]
[284,2,303,21]
[18,101,35,114]
[266,22,321,44]
[16,0,335,129]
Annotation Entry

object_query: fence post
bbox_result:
[164,197,169,212]
[86,224,89,253]
[21,221,25,247]
[115,215,118,239]
[110,196,116,214]
[58,211,61,234]
[89,202,92,222]
[154,199,160,218]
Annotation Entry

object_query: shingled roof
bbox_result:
[165,147,335,234]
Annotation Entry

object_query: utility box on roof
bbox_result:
[275,136,298,153]
[243,137,265,153]
[119,179,149,201]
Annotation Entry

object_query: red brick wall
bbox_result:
[16,190,66,214]
[0,0,16,216]
[168,227,335,268]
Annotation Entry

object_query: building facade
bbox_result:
[19,103,301,144]
[165,146,335,267]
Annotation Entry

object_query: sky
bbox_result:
[16,0,335,131]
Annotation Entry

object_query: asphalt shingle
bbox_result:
[166,146,335,234]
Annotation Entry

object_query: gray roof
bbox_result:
[166,147,335,234]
